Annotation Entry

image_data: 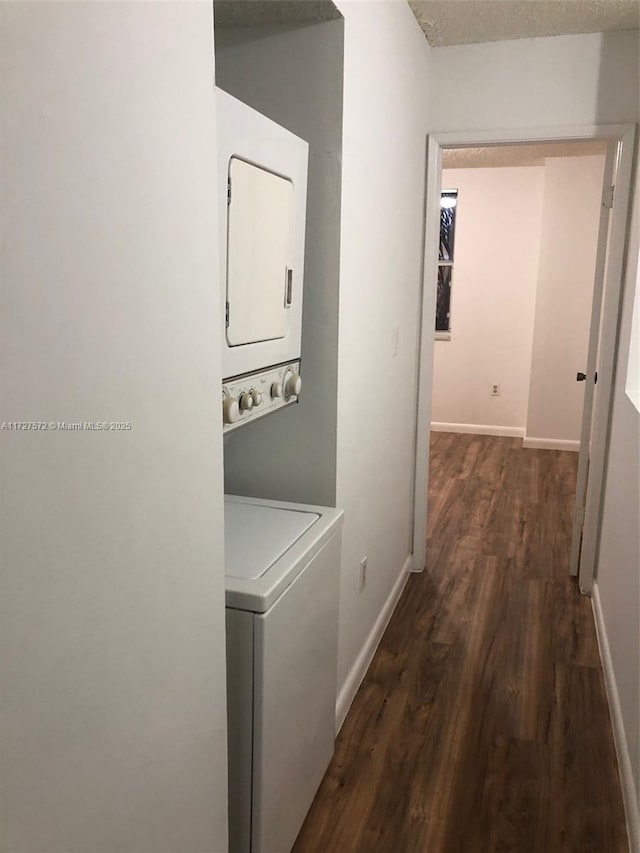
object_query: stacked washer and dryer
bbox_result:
[217,89,343,853]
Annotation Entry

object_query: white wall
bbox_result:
[596,166,640,839]
[215,19,344,508]
[431,30,640,132]
[432,166,544,432]
[626,256,640,411]
[526,155,605,444]
[0,5,229,852]
[333,0,431,696]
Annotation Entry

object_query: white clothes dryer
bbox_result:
[224,495,343,853]
[216,89,309,383]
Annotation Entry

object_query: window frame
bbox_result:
[436,188,458,339]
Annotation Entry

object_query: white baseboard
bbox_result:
[335,555,412,734]
[592,583,639,853]
[431,422,525,438]
[523,436,580,451]
[430,423,581,452]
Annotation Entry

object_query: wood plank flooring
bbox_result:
[293,433,628,853]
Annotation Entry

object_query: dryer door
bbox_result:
[226,157,295,347]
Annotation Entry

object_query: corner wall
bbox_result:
[0,5,229,852]
[432,166,544,433]
[526,155,605,446]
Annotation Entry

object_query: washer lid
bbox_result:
[224,500,319,580]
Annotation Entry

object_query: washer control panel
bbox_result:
[222,361,302,433]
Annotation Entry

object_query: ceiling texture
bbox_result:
[214,1,639,41]
[442,141,608,169]
[408,0,640,47]
[213,1,636,167]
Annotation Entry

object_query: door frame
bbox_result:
[412,123,636,593]
[569,142,618,583]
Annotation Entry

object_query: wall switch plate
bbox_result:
[359,557,368,592]
[491,384,500,396]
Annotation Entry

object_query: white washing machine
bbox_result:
[224,495,343,853]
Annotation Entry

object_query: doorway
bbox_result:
[432,141,605,447]
[412,125,636,594]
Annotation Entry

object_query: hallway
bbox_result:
[293,433,628,852]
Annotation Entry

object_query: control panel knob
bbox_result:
[284,372,302,399]
[271,381,283,399]
[239,393,253,412]
[223,396,240,424]
[250,389,262,406]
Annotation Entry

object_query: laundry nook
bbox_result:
[216,87,344,851]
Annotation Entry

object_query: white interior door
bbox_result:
[570,143,619,583]
[226,157,294,347]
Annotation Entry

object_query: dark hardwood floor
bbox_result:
[293,433,628,853]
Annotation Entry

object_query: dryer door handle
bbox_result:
[285,267,293,307]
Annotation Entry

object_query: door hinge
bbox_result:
[225,301,230,327]
[227,178,232,206]
[602,185,615,209]
[575,505,585,527]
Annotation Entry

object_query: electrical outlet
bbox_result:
[491,384,500,396]
[359,557,368,592]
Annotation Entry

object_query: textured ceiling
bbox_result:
[409,0,640,47]
[443,141,608,168]
[214,0,341,28]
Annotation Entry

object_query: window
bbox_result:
[436,190,458,338]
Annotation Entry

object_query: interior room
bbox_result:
[1,2,639,852]
[433,141,607,450]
